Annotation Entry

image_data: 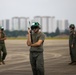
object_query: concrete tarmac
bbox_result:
[0,40,76,75]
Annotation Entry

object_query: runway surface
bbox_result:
[0,39,76,75]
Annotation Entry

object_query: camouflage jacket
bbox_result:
[69,30,76,45]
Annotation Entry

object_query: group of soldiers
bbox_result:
[27,22,76,75]
[0,22,76,75]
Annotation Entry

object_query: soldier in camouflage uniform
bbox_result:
[27,22,45,75]
[0,26,7,65]
[69,24,76,65]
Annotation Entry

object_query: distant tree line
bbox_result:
[4,28,69,37]
[5,30,27,37]
[44,27,69,37]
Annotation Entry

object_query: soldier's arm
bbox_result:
[27,28,32,46]
[72,31,76,44]
[0,32,1,39]
[0,33,6,40]
[0,36,6,40]
[31,40,43,47]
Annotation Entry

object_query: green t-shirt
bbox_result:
[30,32,45,52]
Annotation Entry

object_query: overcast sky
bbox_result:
[0,0,76,25]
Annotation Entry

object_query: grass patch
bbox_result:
[7,37,68,40]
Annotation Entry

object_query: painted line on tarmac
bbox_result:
[0,63,30,72]
[44,52,62,59]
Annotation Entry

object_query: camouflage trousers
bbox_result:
[30,51,44,75]
[69,45,76,62]
[0,44,7,62]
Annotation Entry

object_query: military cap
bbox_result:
[69,24,75,29]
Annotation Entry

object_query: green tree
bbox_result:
[55,27,60,35]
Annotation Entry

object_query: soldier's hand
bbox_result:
[28,28,31,34]
[71,44,73,48]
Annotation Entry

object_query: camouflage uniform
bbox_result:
[30,32,45,75]
[0,30,7,63]
[69,30,76,62]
